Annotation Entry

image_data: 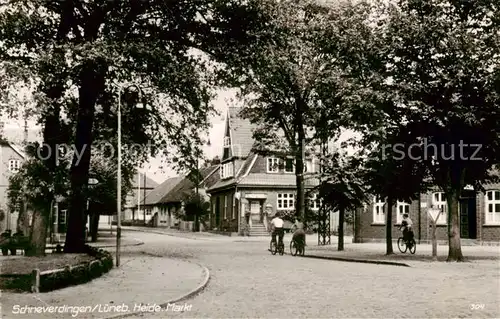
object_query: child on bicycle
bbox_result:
[270,212,284,246]
[400,213,414,242]
[291,217,306,249]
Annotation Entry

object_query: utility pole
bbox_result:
[143,172,146,224]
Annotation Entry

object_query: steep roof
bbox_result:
[143,176,184,205]
[0,139,27,159]
[228,107,256,158]
[159,165,219,203]
[131,173,159,189]
[208,152,257,192]
[238,173,319,188]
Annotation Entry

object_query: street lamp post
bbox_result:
[115,83,145,267]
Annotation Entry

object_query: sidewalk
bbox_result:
[1,253,209,319]
[305,241,500,267]
[119,226,344,244]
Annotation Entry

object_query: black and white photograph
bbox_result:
[0,0,499,318]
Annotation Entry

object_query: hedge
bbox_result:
[0,245,113,293]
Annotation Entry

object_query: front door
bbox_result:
[250,200,261,222]
[459,194,477,239]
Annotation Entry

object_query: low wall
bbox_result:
[0,245,113,293]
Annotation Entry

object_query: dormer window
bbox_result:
[220,162,234,179]
[223,136,230,147]
[267,157,279,173]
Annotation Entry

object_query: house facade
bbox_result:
[207,107,332,236]
[0,139,26,232]
[141,176,184,227]
[156,165,220,229]
[123,172,158,221]
[356,185,500,245]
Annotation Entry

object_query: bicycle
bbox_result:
[397,233,416,254]
[290,237,305,256]
[270,237,285,255]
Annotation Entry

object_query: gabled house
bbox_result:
[0,138,26,232]
[140,176,184,227]
[207,107,322,235]
[123,172,158,222]
[157,165,220,229]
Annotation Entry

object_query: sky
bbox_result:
[0,89,238,185]
[1,87,358,185]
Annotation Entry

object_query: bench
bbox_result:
[0,232,30,255]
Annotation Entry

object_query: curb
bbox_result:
[105,256,211,319]
[118,228,220,241]
[87,238,145,249]
[301,254,411,267]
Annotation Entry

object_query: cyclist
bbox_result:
[270,212,285,247]
[400,213,414,243]
[291,217,306,250]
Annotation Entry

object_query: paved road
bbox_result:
[118,231,499,318]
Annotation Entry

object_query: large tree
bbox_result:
[318,153,367,251]
[361,128,430,255]
[1,0,270,252]
[377,0,500,261]
[230,0,374,224]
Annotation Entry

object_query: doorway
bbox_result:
[459,191,477,239]
[250,200,262,223]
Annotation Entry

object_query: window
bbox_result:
[220,162,234,179]
[485,190,500,224]
[308,193,321,210]
[432,192,447,224]
[284,158,294,173]
[59,210,67,224]
[396,201,410,224]
[267,157,279,173]
[277,193,294,210]
[373,196,385,224]
[223,136,230,147]
[8,159,20,173]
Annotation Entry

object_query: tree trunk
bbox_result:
[65,62,105,253]
[295,129,306,226]
[386,196,394,255]
[446,190,464,261]
[338,207,345,251]
[16,201,30,236]
[25,210,48,256]
[354,207,361,243]
[90,213,99,242]
[337,208,345,251]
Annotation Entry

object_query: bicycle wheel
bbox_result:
[279,242,284,255]
[409,239,416,254]
[397,237,407,253]
[290,241,298,256]
[270,240,277,255]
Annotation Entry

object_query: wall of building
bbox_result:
[0,145,23,232]
[476,184,500,243]
[357,193,448,243]
[210,189,237,232]
[358,188,500,244]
